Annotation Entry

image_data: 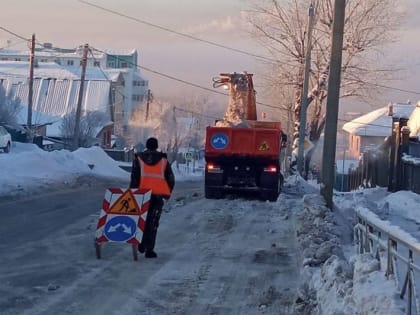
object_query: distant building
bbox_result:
[342,102,416,158]
[0,44,149,133]
[0,61,115,148]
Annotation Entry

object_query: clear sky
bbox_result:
[0,0,419,109]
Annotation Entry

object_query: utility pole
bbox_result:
[145,89,151,121]
[321,0,346,209]
[72,44,89,150]
[297,3,315,177]
[27,33,35,132]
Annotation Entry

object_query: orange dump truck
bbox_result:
[205,72,286,201]
[204,72,287,201]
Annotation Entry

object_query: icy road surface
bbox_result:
[0,179,300,315]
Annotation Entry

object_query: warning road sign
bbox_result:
[108,189,140,214]
[95,188,151,245]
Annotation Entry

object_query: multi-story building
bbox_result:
[0,43,149,132]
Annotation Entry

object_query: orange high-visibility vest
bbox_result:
[138,157,171,197]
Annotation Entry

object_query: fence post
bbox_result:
[388,118,399,192]
[365,223,370,252]
[386,238,395,279]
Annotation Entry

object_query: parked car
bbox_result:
[0,125,12,153]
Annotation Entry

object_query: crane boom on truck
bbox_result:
[204,72,287,201]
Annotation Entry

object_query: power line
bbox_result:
[1,24,419,111]
[77,0,279,63]
[90,46,280,109]
[364,82,420,96]
[0,26,29,42]
[174,106,219,121]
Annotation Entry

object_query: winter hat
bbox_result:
[146,137,158,150]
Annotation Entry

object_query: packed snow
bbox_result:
[1,142,420,314]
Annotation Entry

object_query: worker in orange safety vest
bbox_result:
[130,137,175,258]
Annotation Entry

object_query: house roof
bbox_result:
[0,61,108,81]
[103,49,137,56]
[0,61,112,129]
[0,47,104,59]
[342,103,416,137]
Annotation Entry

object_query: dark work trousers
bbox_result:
[141,195,164,251]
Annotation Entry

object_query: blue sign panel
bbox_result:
[104,216,137,242]
[210,133,229,150]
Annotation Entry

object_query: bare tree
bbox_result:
[60,111,110,148]
[247,0,403,169]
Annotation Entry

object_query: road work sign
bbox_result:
[95,188,151,245]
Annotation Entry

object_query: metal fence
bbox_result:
[354,207,420,315]
[341,117,420,194]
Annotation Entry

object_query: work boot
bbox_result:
[138,243,145,253]
[145,250,157,258]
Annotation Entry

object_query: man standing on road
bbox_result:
[130,137,175,258]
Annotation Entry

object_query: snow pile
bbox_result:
[0,143,91,197]
[215,73,252,128]
[379,189,420,223]
[293,190,405,314]
[293,193,353,314]
[351,254,405,315]
[0,142,205,199]
[73,146,129,178]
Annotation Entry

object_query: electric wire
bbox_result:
[76,0,280,64]
[1,24,420,123]
[1,24,420,98]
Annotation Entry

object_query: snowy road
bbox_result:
[0,177,300,315]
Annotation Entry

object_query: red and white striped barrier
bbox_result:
[95,188,151,245]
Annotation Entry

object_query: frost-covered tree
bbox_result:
[247,0,403,170]
[128,94,223,162]
[0,86,22,125]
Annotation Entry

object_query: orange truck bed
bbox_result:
[205,124,282,158]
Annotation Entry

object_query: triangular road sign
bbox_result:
[108,190,141,214]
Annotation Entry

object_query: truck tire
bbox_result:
[205,187,222,199]
[261,191,278,202]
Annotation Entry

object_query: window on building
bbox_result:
[121,62,128,68]
[94,61,100,67]
[41,59,48,62]
[1,58,8,61]
[15,58,21,61]
[132,95,144,102]
[108,61,115,68]
[67,60,74,66]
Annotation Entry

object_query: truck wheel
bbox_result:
[261,192,278,202]
[205,188,222,199]
[268,192,279,202]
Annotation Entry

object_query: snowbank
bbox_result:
[292,187,405,315]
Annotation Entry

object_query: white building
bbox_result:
[0,44,149,131]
